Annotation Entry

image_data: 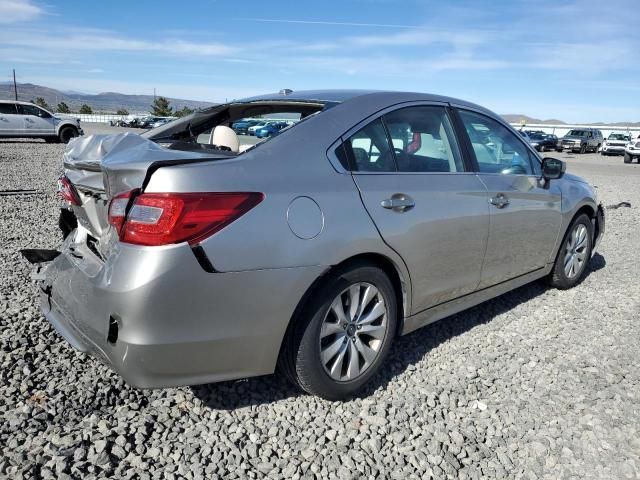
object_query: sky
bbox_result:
[0,0,638,123]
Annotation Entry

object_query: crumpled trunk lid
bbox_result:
[62,133,224,253]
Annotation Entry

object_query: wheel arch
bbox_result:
[57,123,78,137]
[276,252,409,368]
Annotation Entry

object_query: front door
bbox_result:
[345,105,490,313]
[456,108,562,288]
[18,104,56,135]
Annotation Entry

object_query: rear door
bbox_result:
[0,102,21,135]
[454,108,562,288]
[343,104,490,313]
[17,104,56,135]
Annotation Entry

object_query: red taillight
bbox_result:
[109,191,263,246]
[57,175,81,206]
[108,190,134,235]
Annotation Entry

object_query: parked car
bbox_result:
[27,90,605,400]
[0,100,83,143]
[624,138,640,163]
[247,121,269,135]
[556,128,603,153]
[524,131,557,152]
[232,119,262,135]
[601,132,632,156]
[255,121,288,138]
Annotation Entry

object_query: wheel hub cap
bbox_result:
[564,223,589,279]
[319,282,388,382]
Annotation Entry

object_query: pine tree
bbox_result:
[56,102,71,113]
[79,104,93,114]
[34,97,50,110]
[150,96,173,116]
[175,106,194,118]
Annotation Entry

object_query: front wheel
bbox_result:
[579,144,587,154]
[281,264,397,400]
[624,153,632,164]
[58,126,78,144]
[548,214,593,289]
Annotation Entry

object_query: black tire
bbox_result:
[58,126,78,144]
[548,213,593,289]
[280,263,398,400]
[579,144,587,154]
[624,153,632,164]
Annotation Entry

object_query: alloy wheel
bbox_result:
[319,282,388,382]
[564,223,589,279]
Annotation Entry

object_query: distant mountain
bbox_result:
[0,83,215,113]
[501,114,566,125]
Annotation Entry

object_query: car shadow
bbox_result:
[0,139,48,143]
[191,253,606,409]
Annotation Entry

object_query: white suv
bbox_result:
[624,135,640,163]
[0,100,83,143]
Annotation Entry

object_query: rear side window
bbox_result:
[458,109,536,176]
[0,103,17,114]
[337,105,463,173]
[382,106,463,173]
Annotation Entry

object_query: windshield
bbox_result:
[567,130,587,137]
[528,133,545,140]
[608,133,630,141]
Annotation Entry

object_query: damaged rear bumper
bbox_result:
[35,231,324,388]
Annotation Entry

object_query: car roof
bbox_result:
[237,89,492,112]
[0,100,42,106]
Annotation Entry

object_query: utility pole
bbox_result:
[13,69,18,101]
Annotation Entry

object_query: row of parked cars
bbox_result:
[231,118,295,138]
[110,116,175,129]
[519,128,640,162]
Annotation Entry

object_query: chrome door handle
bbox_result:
[381,194,415,212]
[489,193,509,209]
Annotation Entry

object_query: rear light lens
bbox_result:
[57,175,81,206]
[108,190,134,235]
[108,191,264,246]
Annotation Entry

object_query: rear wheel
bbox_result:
[281,264,397,400]
[548,214,593,289]
[58,126,78,144]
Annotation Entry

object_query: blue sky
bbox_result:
[0,0,638,122]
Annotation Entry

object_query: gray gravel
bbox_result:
[1,126,639,479]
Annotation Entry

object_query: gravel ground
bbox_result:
[1,125,638,479]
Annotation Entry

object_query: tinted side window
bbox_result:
[343,118,396,172]
[382,106,463,173]
[18,104,47,117]
[458,110,534,175]
[0,103,17,114]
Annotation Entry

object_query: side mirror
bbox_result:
[542,157,566,180]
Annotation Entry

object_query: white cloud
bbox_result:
[0,28,237,57]
[0,0,42,23]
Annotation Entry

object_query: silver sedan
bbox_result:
[30,90,604,400]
